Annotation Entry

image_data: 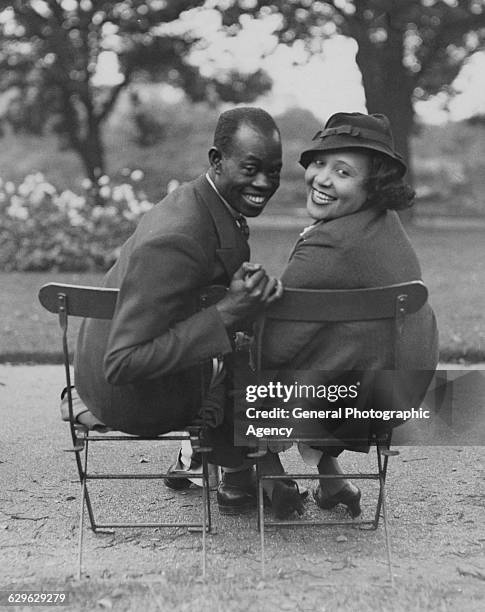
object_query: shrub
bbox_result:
[0,172,154,271]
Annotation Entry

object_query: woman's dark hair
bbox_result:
[365,152,415,211]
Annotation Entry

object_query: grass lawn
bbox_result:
[0,225,483,363]
[0,271,103,363]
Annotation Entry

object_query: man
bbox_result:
[73,107,283,513]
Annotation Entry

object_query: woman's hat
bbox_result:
[299,112,407,177]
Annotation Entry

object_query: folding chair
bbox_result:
[251,281,429,582]
[38,282,224,580]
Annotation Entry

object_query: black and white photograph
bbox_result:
[1,1,484,610]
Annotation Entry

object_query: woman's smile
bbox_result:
[311,187,337,205]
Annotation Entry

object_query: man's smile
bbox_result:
[242,193,268,205]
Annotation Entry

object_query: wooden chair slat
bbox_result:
[266,281,428,322]
[38,283,118,319]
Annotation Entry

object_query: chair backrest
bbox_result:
[256,281,428,370]
[38,282,228,321]
[266,281,428,322]
[39,283,119,320]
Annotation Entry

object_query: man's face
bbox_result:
[211,123,282,217]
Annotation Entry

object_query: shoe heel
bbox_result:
[313,484,362,518]
[346,489,362,519]
[272,481,304,519]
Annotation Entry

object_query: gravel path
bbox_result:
[1,365,484,611]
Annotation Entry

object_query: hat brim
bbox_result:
[299,137,407,177]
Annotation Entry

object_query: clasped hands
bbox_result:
[216,262,283,328]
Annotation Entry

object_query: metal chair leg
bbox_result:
[374,439,396,529]
[203,455,212,533]
[77,434,94,580]
[201,454,210,579]
[380,473,394,586]
[78,470,87,580]
[374,445,385,528]
[256,459,266,578]
[79,445,98,533]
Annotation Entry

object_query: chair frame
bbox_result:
[251,281,429,582]
[38,282,221,579]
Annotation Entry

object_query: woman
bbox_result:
[259,112,439,518]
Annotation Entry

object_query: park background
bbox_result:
[1,1,484,365]
[0,3,484,611]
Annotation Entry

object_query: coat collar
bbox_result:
[193,174,250,277]
[301,206,383,241]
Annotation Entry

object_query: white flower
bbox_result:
[40,182,57,195]
[167,179,180,193]
[7,201,29,220]
[18,182,32,198]
[113,183,134,203]
[91,205,105,219]
[67,209,84,227]
[139,200,153,213]
[130,169,144,182]
[81,178,92,189]
[98,175,110,186]
[122,210,136,221]
[55,190,86,211]
[99,185,111,199]
[5,181,15,195]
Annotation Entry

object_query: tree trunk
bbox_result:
[78,126,106,186]
[350,16,415,222]
[60,89,106,189]
[352,27,414,170]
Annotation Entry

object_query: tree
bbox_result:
[219,0,485,172]
[0,1,272,183]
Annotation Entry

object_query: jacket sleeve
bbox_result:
[103,233,232,384]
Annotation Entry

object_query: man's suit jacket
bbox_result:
[75,174,249,436]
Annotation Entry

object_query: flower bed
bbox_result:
[0,172,154,271]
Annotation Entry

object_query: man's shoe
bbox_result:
[217,480,256,515]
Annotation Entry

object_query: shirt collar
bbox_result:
[205,172,240,219]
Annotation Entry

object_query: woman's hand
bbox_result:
[216,262,282,327]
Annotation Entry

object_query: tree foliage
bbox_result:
[219,0,485,168]
[0,0,272,182]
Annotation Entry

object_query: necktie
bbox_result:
[236,215,249,238]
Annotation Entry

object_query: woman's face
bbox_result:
[304,150,371,221]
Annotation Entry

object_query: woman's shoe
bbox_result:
[313,483,362,518]
[271,479,305,519]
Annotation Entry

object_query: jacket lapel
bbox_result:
[194,175,250,278]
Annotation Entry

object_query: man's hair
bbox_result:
[213,107,280,155]
[365,152,415,211]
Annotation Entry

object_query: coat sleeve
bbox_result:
[103,233,232,384]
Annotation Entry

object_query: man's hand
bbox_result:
[216,262,282,328]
